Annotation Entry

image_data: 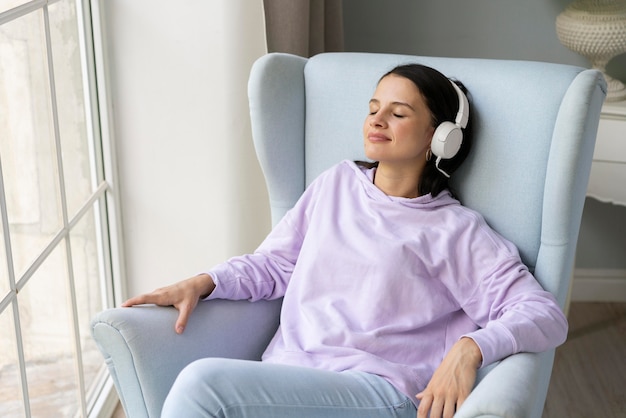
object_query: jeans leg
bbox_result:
[161,358,416,418]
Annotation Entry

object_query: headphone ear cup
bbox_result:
[431,121,463,160]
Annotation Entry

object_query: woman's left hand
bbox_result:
[415,337,482,418]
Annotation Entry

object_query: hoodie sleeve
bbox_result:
[461,258,568,367]
[451,214,568,368]
[204,168,326,302]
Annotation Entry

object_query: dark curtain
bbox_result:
[263,0,344,57]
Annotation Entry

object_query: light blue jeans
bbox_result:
[161,358,417,418]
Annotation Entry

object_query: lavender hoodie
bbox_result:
[207,160,568,405]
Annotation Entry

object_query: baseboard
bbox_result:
[571,268,626,302]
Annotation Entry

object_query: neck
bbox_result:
[373,162,423,198]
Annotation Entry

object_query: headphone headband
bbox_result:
[450,81,469,129]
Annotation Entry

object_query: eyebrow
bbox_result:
[368,98,415,111]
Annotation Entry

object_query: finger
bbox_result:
[457,393,468,411]
[416,393,433,418]
[443,397,456,418]
[174,301,195,334]
[429,397,444,418]
[121,294,153,307]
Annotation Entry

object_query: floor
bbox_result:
[542,301,626,417]
[111,302,626,418]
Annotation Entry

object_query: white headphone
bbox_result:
[430,81,469,178]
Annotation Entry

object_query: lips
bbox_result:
[367,132,390,142]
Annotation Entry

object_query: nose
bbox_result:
[369,112,387,128]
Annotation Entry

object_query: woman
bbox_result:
[123,64,568,418]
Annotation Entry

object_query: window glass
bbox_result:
[0,307,26,417]
[19,243,82,416]
[70,204,106,396]
[0,9,64,280]
[48,0,96,219]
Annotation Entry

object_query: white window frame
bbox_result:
[0,0,125,416]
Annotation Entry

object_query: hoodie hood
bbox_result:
[346,160,459,209]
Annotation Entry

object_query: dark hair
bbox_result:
[358,64,473,197]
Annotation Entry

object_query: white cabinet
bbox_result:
[573,100,626,303]
[587,100,626,206]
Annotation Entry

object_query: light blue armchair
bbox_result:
[91,52,606,418]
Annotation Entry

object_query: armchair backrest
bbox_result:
[248,52,606,308]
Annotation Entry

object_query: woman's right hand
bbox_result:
[122,273,216,334]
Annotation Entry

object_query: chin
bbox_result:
[364,146,384,161]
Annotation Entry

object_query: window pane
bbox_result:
[0,9,64,279]
[70,203,105,396]
[19,242,81,417]
[0,307,26,418]
[48,0,97,218]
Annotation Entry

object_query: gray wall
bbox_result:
[343,0,626,269]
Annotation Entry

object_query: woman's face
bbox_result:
[363,74,435,168]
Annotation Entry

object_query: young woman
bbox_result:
[123,64,568,418]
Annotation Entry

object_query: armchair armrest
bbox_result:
[456,350,556,418]
[93,297,554,418]
[91,299,282,418]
